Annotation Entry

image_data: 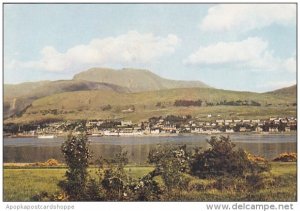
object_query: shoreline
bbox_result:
[3,161,297,168]
[4,131,297,139]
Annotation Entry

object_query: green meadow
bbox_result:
[3,162,296,202]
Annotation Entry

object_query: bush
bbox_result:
[99,154,132,201]
[246,152,267,163]
[46,159,60,166]
[188,178,215,191]
[190,136,270,179]
[31,191,68,201]
[148,145,190,190]
[102,104,112,111]
[273,153,297,162]
[92,152,163,201]
[30,159,60,167]
[213,177,248,191]
[246,173,275,190]
[130,174,163,201]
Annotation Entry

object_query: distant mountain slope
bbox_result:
[266,84,297,97]
[73,67,209,92]
[4,80,129,119]
[9,87,296,123]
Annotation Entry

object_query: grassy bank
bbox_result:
[3,162,296,201]
[3,166,153,201]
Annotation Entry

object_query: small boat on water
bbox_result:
[38,135,55,139]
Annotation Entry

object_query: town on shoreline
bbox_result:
[4,115,297,138]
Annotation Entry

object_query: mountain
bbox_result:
[4,68,296,122]
[8,87,296,123]
[4,66,209,119]
[4,80,129,119]
[73,67,209,92]
[266,85,297,97]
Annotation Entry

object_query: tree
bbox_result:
[58,133,90,201]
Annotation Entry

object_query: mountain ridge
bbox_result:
[265,84,296,97]
[73,67,210,92]
[4,67,296,121]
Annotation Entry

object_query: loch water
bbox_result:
[3,133,296,164]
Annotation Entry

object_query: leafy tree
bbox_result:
[58,133,90,201]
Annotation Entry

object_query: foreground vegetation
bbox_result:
[3,134,297,202]
[3,162,296,201]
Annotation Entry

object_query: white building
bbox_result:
[225,129,234,133]
[121,120,132,127]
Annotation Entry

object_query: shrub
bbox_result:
[213,177,246,191]
[273,153,297,162]
[190,136,270,178]
[84,179,105,201]
[174,99,203,107]
[246,152,267,163]
[30,159,60,167]
[100,160,131,201]
[102,104,112,111]
[148,145,190,190]
[46,159,59,166]
[246,173,275,190]
[188,178,215,191]
[31,191,69,201]
[95,152,164,201]
[130,174,163,201]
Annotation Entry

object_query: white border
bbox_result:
[0,1,299,211]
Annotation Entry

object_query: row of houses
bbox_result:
[83,116,297,136]
[11,116,297,137]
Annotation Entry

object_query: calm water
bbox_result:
[3,134,297,164]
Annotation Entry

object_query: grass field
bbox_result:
[3,162,296,202]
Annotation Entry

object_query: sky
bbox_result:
[3,3,297,92]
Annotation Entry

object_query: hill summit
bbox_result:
[266,84,296,97]
[73,67,209,92]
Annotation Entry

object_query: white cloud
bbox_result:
[7,31,180,72]
[184,37,296,73]
[200,4,296,32]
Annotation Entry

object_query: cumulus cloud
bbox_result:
[7,31,180,72]
[200,4,296,32]
[184,37,296,73]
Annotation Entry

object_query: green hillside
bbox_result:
[6,87,296,123]
[4,80,129,119]
[73,67,209,92]
[266,84,297,97]
[4,67,210,119]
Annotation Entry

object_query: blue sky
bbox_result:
[4,3,296,92]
